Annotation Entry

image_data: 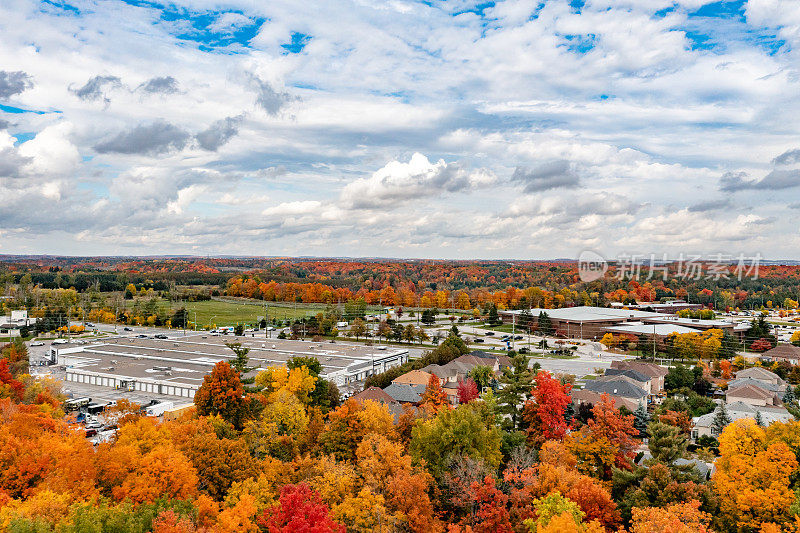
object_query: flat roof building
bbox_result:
[52,333,409,399]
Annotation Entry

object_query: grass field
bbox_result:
[122,298,340,327]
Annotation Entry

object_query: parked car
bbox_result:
[154,334,168,339]
[485,332,495,336]
[136,334,148,338]
[514,335,523,340]
[123,327,132,331]
[473,338,485,343]
[30,341,44,346]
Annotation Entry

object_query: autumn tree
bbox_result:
[410,403,502,483]
[258,483,345,533]
[523,370,572,447]
[421,373,448,409]
[457,377,479,404]
[714,418,798,531]
[630,500,712,533]
[194,361,246,428]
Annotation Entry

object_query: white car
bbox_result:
[52,339,68,345]
[30,341,45,346]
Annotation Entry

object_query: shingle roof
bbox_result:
[611,360,669,378]
[383,383,423,403]
[726,383,774,401]
[735,367,784,384]
[727,378,784,394]
[604,368,650,383]
[583,379,648,399]
[761,343,800,360]
[351,387,399,405]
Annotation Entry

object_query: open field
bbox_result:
[120,298,336,327]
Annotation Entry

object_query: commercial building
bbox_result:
[0,310,37,338]
[499,306,743,343]
[51,333,409,399]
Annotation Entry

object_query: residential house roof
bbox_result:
[583,379,648,400]
[734,367,785,385]
[383,383,424,404]
[350,387,399,406]
[727,378,785,394]
[726,383,774,402]
[392,369,433,387]
[571,389,639,412]
[611,360,669,378]
[761,343,800,361]
[604,368,651,384]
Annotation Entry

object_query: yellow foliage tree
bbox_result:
[714,419,798,531]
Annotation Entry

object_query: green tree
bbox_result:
[409,404,502,483]
[633,403,650,439]
[468,365,494,391]
[496,353,534,430]
[711,404,732,436]
[349,318,367,340]
[647,421,687,464]
[225,342,251,375]
[537,312,554,336]
[234,323,244,336]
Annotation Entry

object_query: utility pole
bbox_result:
[653,322,657,361]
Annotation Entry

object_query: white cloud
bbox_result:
[341,153,496,208]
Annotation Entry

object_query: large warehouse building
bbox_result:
[51,334,409,399]
[500,306,746,341]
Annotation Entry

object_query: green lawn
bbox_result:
[122,298,337,328]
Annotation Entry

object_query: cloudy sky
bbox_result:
[1,0,799,259]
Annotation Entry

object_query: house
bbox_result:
[572,389,641,412]
[726,383,778,407]
[350,387,407,419]
[726,377,785,396]
[760,344,800,365]
[351,386,399,407]
[392,369,434,387]
[383,382,424,405]
[692,401,792,440]
[610,360,668,393]
[578,379,648,411]
[603,368,652,394]
[734,367,785,386]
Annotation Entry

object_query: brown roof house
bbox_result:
[760,344,800,365]
[610,360,669,393]
[726,383,778,407]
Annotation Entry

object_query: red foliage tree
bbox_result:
[0,359,24,401]
[587,394,639,470]
[258,483,345,533]
[523,370,572,446]
[457,377,479,404]
[466,476,514,533]
[750,338,774,352]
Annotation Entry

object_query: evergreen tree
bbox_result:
[537,312,554,336]
[225,342,251,375]
[711,403,732,436]
[633,402,650,439]
[496,352,534,431]
[647,421,687,464]
[755,410,764,427]
[783,385,796,405]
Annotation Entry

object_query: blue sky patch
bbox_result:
[561,33,596,54]
[281,32,312,54]
[12,132,35,145]
[41,0,80,15]
[689,1,746,21]
[0,104,48,115]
